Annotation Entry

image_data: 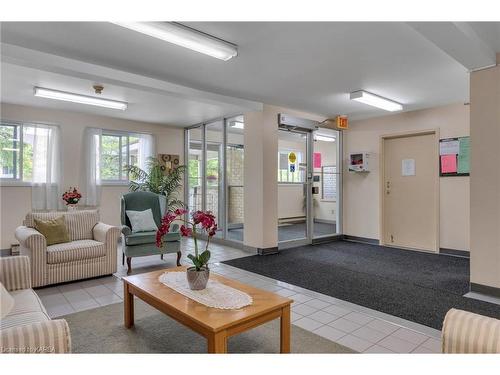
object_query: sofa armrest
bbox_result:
[442,308,500,353]
[121,225,132,236]
[15,226,46,251]
[93,222,120,244]
[0,256,31,291]
[0,319,71,353]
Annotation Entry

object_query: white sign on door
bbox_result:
[402,159,415,176]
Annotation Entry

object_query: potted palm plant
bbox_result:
[125,157,186,211]
[156,208,217,290]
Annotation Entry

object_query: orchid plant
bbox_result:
[156,209,217,271]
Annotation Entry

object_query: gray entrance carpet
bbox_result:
[223,240,500,330]
[227,222,336,242]
[62,299,354,353]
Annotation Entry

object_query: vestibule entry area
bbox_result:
[185,108,342,251]
[277,126,341,246]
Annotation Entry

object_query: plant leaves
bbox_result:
[124,157,186,212]
[200,250,211,264]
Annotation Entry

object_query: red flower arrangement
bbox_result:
[62,187,82,205]
[156,209,217,271]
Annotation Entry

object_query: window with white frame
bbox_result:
[99,131,153,183]
[0,121,59,183]
[277,150,304,183]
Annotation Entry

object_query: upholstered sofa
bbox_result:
[0,256,71,353]
[15,210,120,288]
[121,191,181,274]
[442,308,500,353]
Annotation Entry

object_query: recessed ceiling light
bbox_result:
[34,87,128,110]
[350,90,403,112]
[229,121,244,129]
[111,22,238,61]
[314,135,336,142]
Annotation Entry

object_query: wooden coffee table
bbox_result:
[122,266,293,353]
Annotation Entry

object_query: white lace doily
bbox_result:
[158,271,253,310]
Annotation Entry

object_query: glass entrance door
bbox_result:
[312,128,341,239]
[277,128,312,247]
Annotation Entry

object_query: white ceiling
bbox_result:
[1,22,499,125]
[0,62,249,126]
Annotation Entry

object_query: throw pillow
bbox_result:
[0,282,14,319]
[126,209,158,233]
[34,216,71,246]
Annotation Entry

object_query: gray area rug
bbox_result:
[62,300,355,353]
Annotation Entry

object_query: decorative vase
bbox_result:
[67,204,78,211]
[186,266,210,290]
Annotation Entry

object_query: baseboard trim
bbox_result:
[342,235,379,245]
[314,219,336,225]
[439,248,470,258]
[470,283,500,299]
[312,235,343,245]
[243,246,279,255]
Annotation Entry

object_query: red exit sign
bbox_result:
[336,115,349,130]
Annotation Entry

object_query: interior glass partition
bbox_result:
[185,116,244,243]
[187,126,203,218]
[226,115,245,242]
[205,120,224,238]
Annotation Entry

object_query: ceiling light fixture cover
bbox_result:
[112,22,238,61]
[350,90,403,112]
[34,87,128,110]
[314,134,335,142]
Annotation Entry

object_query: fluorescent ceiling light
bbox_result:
[229,121,244,129]
[314,135,335,142]
[34,87,127,110]
[111,22,238,61]
[350,90,403,112]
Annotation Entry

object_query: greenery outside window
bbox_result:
[99,132,143,183]
[0,122,52,183]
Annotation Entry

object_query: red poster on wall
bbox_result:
[313,152,322,168]
[440,155,457,174]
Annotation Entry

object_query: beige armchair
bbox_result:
[0,256,71,353]
[15,210,120,288]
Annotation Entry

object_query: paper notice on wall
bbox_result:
[401,159,415,176]
[279,153,289,170]
[441,155,457,173]
[313,152,322,168]
[457,137,470,174]
[439,139,460,155]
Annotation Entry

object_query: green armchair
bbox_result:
[120,191,181,274]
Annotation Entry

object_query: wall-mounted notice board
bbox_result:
[439,137,470,177]
[322,165,337,200]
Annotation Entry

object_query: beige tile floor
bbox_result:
[34,238,442,354]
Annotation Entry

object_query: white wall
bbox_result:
[343,103,470,252]
[0,103,184,249]
[470,60,500,288]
